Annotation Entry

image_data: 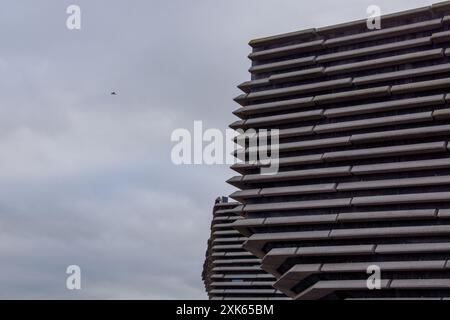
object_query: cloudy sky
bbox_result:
[0,0,435,299]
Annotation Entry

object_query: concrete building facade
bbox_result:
[202,197,288,300]
[228,2,450,300]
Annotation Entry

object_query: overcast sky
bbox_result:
[0,0,435,299]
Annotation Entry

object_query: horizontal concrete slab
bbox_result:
[338,175,450,191]
[352,156,450,175]
[353,63,450,85]
[325,48,443,75]
[351,191,450,206]
[316,36,431,63]
[323,141,446,162]
[375,242,450,254]
[315,111,433,134]
[249,56,317,74]
[314,86,391,105]
[241,166,351,183]
[350,124,450,144]
[391,77,450,94]
[249,39,324,60]
[324,94,444,118]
